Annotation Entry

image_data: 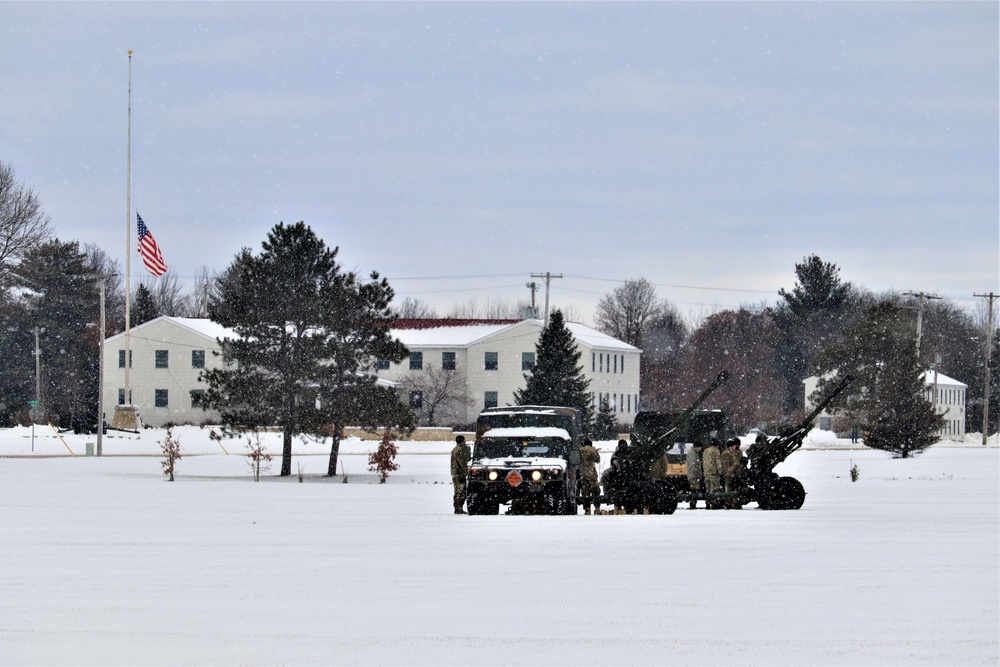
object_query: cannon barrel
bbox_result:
[747,373,855,477]
[628,370,729,467]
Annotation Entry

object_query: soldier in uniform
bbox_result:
[579,438,601,515]
[702,439,722,509]
[685,441,704,509]
[450,435,471,514]
[720,438,742,509]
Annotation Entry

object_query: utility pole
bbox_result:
[97,276,106,456]
[903,291,940,356]
[525,281,539,319]
[530,272,563,328]
[974,291,996,446]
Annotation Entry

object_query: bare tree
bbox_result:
[0,161,54,272]
[595,277,665,348]
[186,266,215,318]
[140,269,185,316]
[394,296,438,319]
[83,243,126,334]
[399,364,474,426]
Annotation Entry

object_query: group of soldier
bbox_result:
[449,432,755,514]
[684,438,747,509]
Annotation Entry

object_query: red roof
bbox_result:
[393,318,521,330]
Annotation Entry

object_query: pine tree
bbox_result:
[813,300,944,457]
[514,310,593,427]
[203,221,412,476]
[593,396,618,440]
[131,283,160,326]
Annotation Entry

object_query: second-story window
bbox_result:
[409,351,423,370]
[522,352,535,371]
[192,350,205,369]
[485,351,498,371]
[155,350,169,369]
[442,351,456,370]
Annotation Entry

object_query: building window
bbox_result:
[592,353,595,372]
[522,352,535,371]
[409,351,423,370]
[192,350,206,369]
[621,355,625,373]
[154,389,168,408]
[409,391,423,409]
[484,391,498,409]
[485,351,498,371]
[442,351,456,371]
[118,388,125,405]
[190,389,206,408]
[118,350,132,368]
[155,350,169,369]
[375,358,390,370]
[613,355,618,374]
[599,353,603,373]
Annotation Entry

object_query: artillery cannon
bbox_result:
[741,374,855,510]
[598,371,730,514]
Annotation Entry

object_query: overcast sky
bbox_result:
[2,2,996,323]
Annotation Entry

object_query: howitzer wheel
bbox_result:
[649,482,678,515]
[758,476,806,510]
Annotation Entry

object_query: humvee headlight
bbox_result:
[488,470,499,481]
[531,470,543,482]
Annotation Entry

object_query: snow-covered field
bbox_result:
[1,426,997,666]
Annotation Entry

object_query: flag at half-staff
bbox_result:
[136,212,167,276]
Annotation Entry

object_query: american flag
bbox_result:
[136,213,168,277]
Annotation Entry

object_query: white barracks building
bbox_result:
[103,316,641,428]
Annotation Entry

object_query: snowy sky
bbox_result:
[1,2,996,322]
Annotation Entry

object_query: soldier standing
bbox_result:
[579,438,601,515]
[685,441,704,509]
[450,435,471,514]
[702,439,723,509]
[720,438,742,509]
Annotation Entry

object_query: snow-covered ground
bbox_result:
[1,426,997,666]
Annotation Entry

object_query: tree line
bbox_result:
[593,259,1000,456]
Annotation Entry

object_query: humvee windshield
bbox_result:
[477,411,576,435]
[474,437,570,460]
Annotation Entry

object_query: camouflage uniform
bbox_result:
[450,436,471,514]
[685,444,704,509]
[702,441,722,508]
[649,453,669,481]
[720,439,743,509]
[579,440,601,514]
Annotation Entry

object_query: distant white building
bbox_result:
[921,370,967,438]
[104,316,641,428]
[378,318,642,426]
[103,317,234,428]
[803,370,968,438]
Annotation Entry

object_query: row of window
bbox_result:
[592,352,626,374]
[939,419,963,436]
[927,387,965,406]
[396,351,536,372]
[119,349,206,369]
[593,392,640,414]
[117,388,205,409]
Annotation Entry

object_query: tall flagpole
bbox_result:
[124,49,132,405]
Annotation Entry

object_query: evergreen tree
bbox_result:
[514,310,593,428]
[13,240,100,429]
[593,396,618,440]
[131,283,160,326]
[773,255,855,414]
[203,221,412,476]
[813,301,944,457]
